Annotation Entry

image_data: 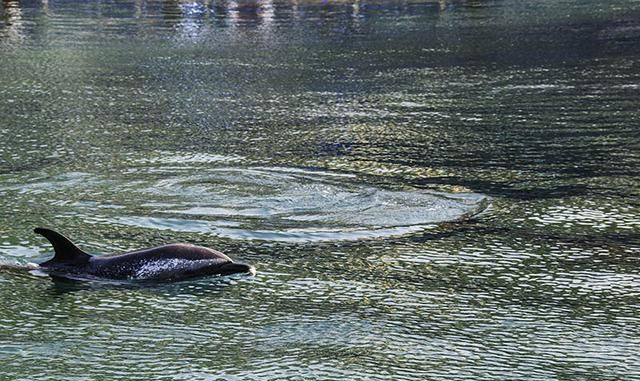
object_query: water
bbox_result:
[1,0,640,379]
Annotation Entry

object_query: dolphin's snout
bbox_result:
[220,262,255,276]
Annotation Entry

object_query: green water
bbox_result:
[1,0,639,379]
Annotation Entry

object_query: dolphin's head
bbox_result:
[216,262,256,276]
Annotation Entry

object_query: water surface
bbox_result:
[1,0,639,379]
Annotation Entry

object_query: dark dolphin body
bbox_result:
[34,228,254,282]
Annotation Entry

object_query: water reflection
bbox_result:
[0,0,455,45]
[0,0,25,45]
[3,0,637,66]
[43,270,251,296]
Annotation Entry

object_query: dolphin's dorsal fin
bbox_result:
[34,227,91,265]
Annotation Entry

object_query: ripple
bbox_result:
[528,204,640,231]
[132,151,243,165]
[85,212,441,242]
[91,166,488,242]
[0,164,487,243]
[3,1,640,380]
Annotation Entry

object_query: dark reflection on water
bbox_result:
[42,271,252,296]
[1,0,640,380]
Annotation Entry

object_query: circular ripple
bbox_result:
[112,165,489,242]
[1,161,488,243]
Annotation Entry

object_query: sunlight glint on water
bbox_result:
[1,0,640,380]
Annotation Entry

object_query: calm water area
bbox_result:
[1,0,640,379]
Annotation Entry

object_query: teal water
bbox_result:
[1,0,640,379]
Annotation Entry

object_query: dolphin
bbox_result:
[33,227,254,282]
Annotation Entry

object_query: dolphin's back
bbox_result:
[99,243,232,262]
[88,244,233,280]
